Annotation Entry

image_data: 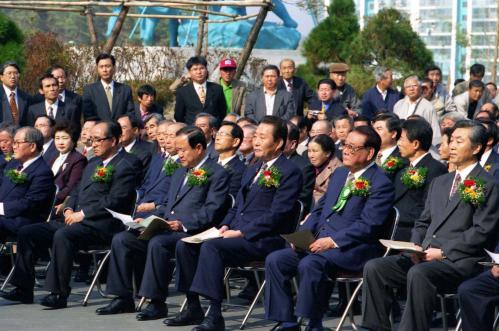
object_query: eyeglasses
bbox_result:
[13,140,30,147]
[343,144,367,154]
[216,131,233,138]
[89,137,111,144]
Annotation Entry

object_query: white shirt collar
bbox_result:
[101,80,114,91]
[21,154,42,171]
[43,139,54,153]
[407,96,422,105]
[45,99,59,112]
[411,152,429,167]
[456,162,479,181]
[262,153,281,168]
[380,145,398,164]
[3,84,17,97]
[59,90,66,102]
[193,153,209,170]
[480,149,493,167]
[193,81,207,90]
[102,148,121,167]
[264,87,278,95]
[298,137,309,148]
[376,84,387,99]
[218,154,237,167]
[124,139,137,153]
[352,161,375,179]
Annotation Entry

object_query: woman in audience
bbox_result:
[438,127,455,171]
[50,120,88,215]
[307,134,342,206]
[0,123,16,174]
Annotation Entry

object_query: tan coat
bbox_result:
[312,157,343,205]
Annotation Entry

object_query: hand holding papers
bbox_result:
[106,209,170,240]
[479,249,499,267]
[181,227,222,244]
[281,230,316,252]
[379,239,425,255]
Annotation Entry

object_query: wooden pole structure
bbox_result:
[102,4,129,54]
[235,2,270,79]
[492,0,499,82]
[84,6,99,52]
[202,6,208,57]
[195,13,206,56]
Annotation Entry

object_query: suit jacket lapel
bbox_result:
[56,102,65,121]
[170,167,188,205]
[322,167,350,219]
[272,91,283,116]
[96,83,111,113]
[112,83,122,116]
[0,160,24,197]
[17,92,28,120]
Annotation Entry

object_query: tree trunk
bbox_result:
[85,6,99,53]
[103,4,129,54]
[195,13,206,56]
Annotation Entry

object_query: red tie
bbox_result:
[9,92,18,124]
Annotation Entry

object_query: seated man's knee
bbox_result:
[298,255,324,274]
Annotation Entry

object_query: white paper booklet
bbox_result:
[181,227,222,244]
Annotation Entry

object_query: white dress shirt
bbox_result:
[379,145,398,165]
[376,85,387,101]
[124,139,137,153]
[51,152,69,175]
[264,88,277,116]
[480,149,492,167]
[101,80,115,96]
[45,99,59,118]
[218,154,237,167]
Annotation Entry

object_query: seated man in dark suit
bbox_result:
[194,113,218,160]
[477,118,499,180]
[361,66,402,120]
[278,59,315,117]
[265,126,394,331]
[174,56,227,125]
[96,126,229,321]
[117,114,153,179]
[0,123,16,175]
[245,65,296,123]
[0,126,55,242]
[36,121,141,309]
[214,121,246,197]
[134,121,186,218]
[0,61,31,126]
[166,116,302,331]
[27,74,81,130]
[134,84,163,123]
[360,120,499,331]
[393,118,447,241]
[307,79,347,121]
[33,115,58,164]
[82,53,135,122]
[372,113,408,182]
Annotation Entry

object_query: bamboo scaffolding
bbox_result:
[0,1,269,8]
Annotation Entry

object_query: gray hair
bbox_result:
[0,123,17,137]
[144,113,164,125]
[440,112,466,124]
[403,75,420,87]
[225,112,241,121]
[453,120,488,160]
[242,123,257,133]
[374,66,390,82]
[279,58,296,68]
[195,112,218,129]
[19,126,44,152]
[312,119,333,133]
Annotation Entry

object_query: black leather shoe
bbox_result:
[40,293,67,309]
[136,301,168,321]
[270,322,301,331]
[0,288,34,304]
[191,315,225,331]
[95,297,135,315]
[165,307,204,326]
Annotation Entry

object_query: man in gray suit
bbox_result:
[244,65,295,123]
[360,120,499,331]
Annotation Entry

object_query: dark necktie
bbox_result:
[48,106,54,119]
[9,92,18,124]
[16,164,23,172]
[449,173,461,200]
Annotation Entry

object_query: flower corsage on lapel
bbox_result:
[187,167,210,186]
[382,156,404,173]
[4,154,12,162]
[458,177,486,207]
[91,165,114,183]
[4,168,28,184]
[332,176,370,212]
[257,166,281,188]
[400,167,428,189]
[163,158,181,176]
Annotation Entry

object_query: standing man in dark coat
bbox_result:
[393,118,447,241]
[82,53,135,122]
[174,56,227,125]
[360,120,499,331]
[39,121,141,309]
[361,66,402,120]
[278,59,315,117]
[0,61,31,126]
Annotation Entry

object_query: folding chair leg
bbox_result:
[223,268,232,304]
[335,280,363,331]
[82,251,110,306]
[137,296,146,311]
[0,266,15,291]
[439,296,448,331]
[240,279,266,330]
[179,297,187,313]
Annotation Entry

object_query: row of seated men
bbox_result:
[0,111,497,331]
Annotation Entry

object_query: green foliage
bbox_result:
[0,12,24,68]
[302,0,359,66]
[349,8,433,77]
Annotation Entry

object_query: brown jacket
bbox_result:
[312,157,343,205]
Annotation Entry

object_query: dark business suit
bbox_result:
[288,152,315,214]
[175,154,302,302]
[206,141,219,160]
[0,87,31,126]
[0,157,55,239]
[43,150,141,296]
[134,103,163,121]
[134,153,173,216]
[278,76,315,117]
[220,156,245,197]
[308,98,348,121]
[361,165,499,331]
[0,153,9,175]
[393,154,447,241]
[106,157,229,302]
[8,151,87,293]
[483,149,499,181]
[27,100,81,130]
[50,150,88,205]
[265,165,394,322]
[174,82,227,125]
[244,88,296,123]
[42,141,59,166]
[31,89,81,110]
[82,81,135,121]
[129,139,153,180]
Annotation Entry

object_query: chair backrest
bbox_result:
[131,189,141,218]
[229,193,236,208]
[290,199,304,232]
[45,184,60,222]
[382,206,400,257]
